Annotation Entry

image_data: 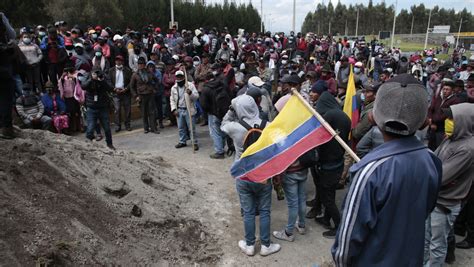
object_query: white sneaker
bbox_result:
[295,223,306,235]
[238,240,255,256]
[260,243,281,256]
[272,229,295,242]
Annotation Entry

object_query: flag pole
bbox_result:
[182,67,196,153]
[291,88,360,162]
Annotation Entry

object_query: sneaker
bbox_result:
[260,243,281,256]
[96,134,103,141]
[295,223,306,235]
[456,239,474,249]
[175,143,187,149]
[107,144,116,150]
[306,207,319,219]
[150,130,160,134]
[193,144,199,151]
[306,199,316,207]
[272,229,295,242]
[322,229,337,239]
[238,240,255,256]
[210,153,225,159]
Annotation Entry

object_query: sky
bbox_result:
[205,0,474,33]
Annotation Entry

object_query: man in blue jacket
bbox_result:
[332,74,442,267]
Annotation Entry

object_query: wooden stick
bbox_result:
[291,88,360,162]
[183,68,196,153]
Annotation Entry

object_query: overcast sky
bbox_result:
[206,0,474,33]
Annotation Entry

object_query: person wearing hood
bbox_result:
[130,57,158,134]
[305,80,351,238]
[70,43,92,72]
[109,55,133,132]
[193,29,205,57]
[19,32,43,93]
[215,41,232,63]
[92,46,110,74]
[171,70,199,150]
[424,103,474,266]
[332,74,442,267]
[220,94,281,257]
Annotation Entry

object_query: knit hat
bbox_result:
[373,74,428,136]
[311,80,328,95]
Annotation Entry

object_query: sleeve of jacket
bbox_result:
[220,109,240,138]
[356,128,374,158]
[352,115,372,140]
[129,74,138,97]
[332,166,382,267]
[170,85,178,112]
[16,99,28,120]
[439,148,473,186]
[37,99,45,118]
[188,83,199,101]
[35,44,43,63]
[199,86,212,113]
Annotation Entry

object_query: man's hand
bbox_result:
[173,110,178,117]
[135,96,141,103]
[186,89,192,95]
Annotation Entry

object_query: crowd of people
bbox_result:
[0,11,473,265]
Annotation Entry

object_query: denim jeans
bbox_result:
[424,204,461,267]
[177,109,197,144]
[282,169,308,234]
[208,114,226,154]
[86,107,112,146]
[113,94,131,128]
[236,179,272,247]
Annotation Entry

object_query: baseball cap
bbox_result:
[175,70,184,77]
[373,74,428,136]
[248,76,265,87]
[74,43,84,48]
[113,34,123,41]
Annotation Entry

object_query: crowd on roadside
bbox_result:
[0,11,473,265]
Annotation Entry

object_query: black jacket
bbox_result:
[200,75,231,119]
[315,91,351,168]
[83,76,113,109]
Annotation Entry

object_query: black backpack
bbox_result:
[240,119,267,152]
[214,87,231,119]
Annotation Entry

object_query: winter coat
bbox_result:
[82,76,112,109]
[130,71,156,96]
[170,81,199,116]
[200,75,231,119]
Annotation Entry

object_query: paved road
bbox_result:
[111,120,473,266]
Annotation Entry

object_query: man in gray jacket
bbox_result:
[424,103,474,266]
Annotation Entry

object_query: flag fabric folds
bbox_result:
[230,95,333,183]
[343,66,360,131]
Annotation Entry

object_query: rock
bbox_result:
[102,181,131,198]
[200,232,205,241]
[141,173,153,184]
[131,205,142,217]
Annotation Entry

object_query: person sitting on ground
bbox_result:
[41,81,68,133]
[221,94,281,257]
[16,83,52,130]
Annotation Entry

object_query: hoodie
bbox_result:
[434,103,474,207]
[221,95,262,161]
[315,91,351,168]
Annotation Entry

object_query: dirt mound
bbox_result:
[0,130,222,266]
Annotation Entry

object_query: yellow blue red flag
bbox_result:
[231,95,333,183]
[343,66,360,131]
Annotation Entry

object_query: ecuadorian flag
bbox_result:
[343,66,360,132]
[230,95,333,183]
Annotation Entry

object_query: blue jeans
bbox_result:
[177,109,197,144]
[236,179,272,247]
[86,107,112,146]
[424,204,461,267]
[282,169,308,234]
[208,114,225,154]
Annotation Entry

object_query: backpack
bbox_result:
[240,119,267,152]
[214,86,231,119]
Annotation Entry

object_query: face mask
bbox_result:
[95,52,102,57]
[177,80,185,87]
[23,90,32,96]
[92,34,98,39]
[354,67,361,74]
[23,38,32,44]
[445,119,454,137]
[281,60,288,65]
[360,93,366,102]
[224,47,228,51]
[212,71,218,76]
[39,31,46,37]
[233,67,238,72]
[193,61,199,67]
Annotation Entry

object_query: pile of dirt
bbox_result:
[0,130,222,265]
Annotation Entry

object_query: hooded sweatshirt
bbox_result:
[221,95,262,161]
[434,103,474,207]
[315,91,351,168]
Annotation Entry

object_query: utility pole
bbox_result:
[355,8,359,37]
[292,0,296,32]
[390,0,397,49]
[329,21,331,35]
[410,14,414,36]
[424,9,432,50]
[260,0,263,33]
[170,0,174,27]
[455,17,463,49]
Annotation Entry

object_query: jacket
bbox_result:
[130,70,156,96]
[428,93,460,131]
[109,66,132,94]
[356,126,384,158]
[221,95,263,161]
[315,91,351,168]
[200,75,231,119]
[18,42,43,65]
[16,94,44,120]
[170,81,199,116]
[434,103,474,207]
[332,136,442,267]
[41,94,66,116]
[352,101,374,140]
[82,76,113,109]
